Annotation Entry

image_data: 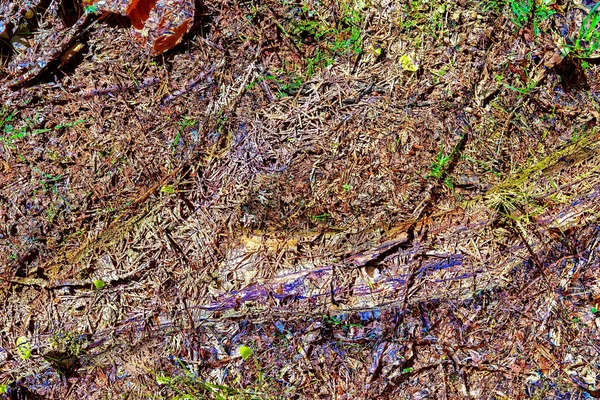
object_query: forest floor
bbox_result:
[1,0,600,398]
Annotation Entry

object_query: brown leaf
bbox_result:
[144,0,195,55]
[544,51,563,68]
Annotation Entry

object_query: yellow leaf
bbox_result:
[400,54,419,72]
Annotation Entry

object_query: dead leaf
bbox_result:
[544,51,563,68]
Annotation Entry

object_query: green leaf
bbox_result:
[93,279,106,290]
[161,185,175,195]
[16,336,31,360]
[84,4,98,14]
[239,345,253,360]
[156,374,171,385]
[400,54,419,72]
[310,213,331,221]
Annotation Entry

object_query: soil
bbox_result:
[1,0,600,398]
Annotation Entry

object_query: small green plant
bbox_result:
[1,107,85,148]
[161,185,176,195]
[429,146,451,180]
[481,0,503,13]
[507,0,556,35]
[171,116,199,155]
[510,0,531,27]
[45,204,59,224]
[1,109,49,146]
[431,60,455,83]
[156,357,266,399]
[400,54,419,72]
[246,74,279,91]
[325,315,363,329]
[335,0,364,54]
[178,116,198,130]
[310,213,331,221]
[277,75,303,97]
[93,279,106,290]
[401,0,447,39]
[495,64,543,97]
[342,183,352,192]
[31,166,62,193]
[306,48,332,77]
[572,1,600,58]
[84,4,98,14]
[503,74,539,95]
[16,336,31,360]
[427,134,468,189]
[250,1,365,97]
[239,345,253,360]
[279,0,365,85]
[49,331,86,357]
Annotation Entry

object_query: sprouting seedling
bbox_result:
[161,185,175,195]
[239,345,253,360]
[310,213,331,221]
[156,374,171,385]
[510,0,531,27]
[507,0,556,35]
[575,1,600,57]
[429,146,451,180]
[84,4,98,14]
[93,279,106,290]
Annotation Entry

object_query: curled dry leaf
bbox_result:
[1,0,197,87]
[83,0,196,55]
[543,51,563,68]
